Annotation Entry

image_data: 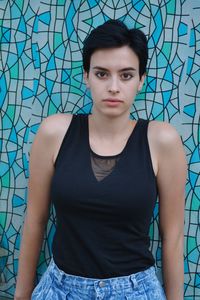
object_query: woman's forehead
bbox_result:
[90,46,139,70]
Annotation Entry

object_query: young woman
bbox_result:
[14,20,187,300]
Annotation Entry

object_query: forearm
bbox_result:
[15,218,46,299]
[162,237,184,300]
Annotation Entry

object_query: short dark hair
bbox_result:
[82,19,148,78]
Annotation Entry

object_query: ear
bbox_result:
[84,71,90,88]
[138,73,146,92]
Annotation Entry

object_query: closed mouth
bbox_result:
[102,99,123,102]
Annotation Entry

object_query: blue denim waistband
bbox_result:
[48,258,157,291]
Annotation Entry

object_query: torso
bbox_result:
[51,113,158,277]
[51,113,159,176]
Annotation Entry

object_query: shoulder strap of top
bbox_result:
[124,118,150,157]
[136,118,150,143]
[137,118,156,178]
[54,114,88,167]
[135,118,149,138]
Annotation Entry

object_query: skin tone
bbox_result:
[15,45,187,300]
[84,46,145,156]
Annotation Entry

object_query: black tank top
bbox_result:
[50,114,158,278]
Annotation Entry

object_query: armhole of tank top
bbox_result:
[53,114,76,168]
[144,119,157,180]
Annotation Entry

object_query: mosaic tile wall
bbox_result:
[0,0,199,299]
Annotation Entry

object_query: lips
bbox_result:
[102,98,123,107]
[102,98,123,102]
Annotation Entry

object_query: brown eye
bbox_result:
[96,71,108,78]
[121,73,133,80]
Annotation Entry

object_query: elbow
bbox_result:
[161,232,184,255]
[24,213,49,230]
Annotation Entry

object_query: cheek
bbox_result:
[89,85,102,100]
[90,79,105,94]
[88,76,100,89]
[126,84,139,97]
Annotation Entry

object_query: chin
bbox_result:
[100,109,129,119]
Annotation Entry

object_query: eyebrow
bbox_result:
[92,66,136,72]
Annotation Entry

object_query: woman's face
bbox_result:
[84,45,145,118]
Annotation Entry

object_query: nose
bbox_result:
[108,77,120,94]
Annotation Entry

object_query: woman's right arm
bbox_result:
[14,114,72,300]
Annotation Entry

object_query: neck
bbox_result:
[89,109,133,140]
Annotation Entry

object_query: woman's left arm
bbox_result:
[153,122,187,300]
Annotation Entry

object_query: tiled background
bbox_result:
[0,0,199,298]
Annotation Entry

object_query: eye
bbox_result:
[95,71,108,79]
[121,73,134,80]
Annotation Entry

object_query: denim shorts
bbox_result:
[31,258,166,299]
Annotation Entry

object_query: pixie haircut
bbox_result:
[82,20,148,78]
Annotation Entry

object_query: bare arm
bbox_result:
[152,121,187,300]
[14,114,72,300]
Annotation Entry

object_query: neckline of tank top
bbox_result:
[90,148,121,159]
[85,115,141,159]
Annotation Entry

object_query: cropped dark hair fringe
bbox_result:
[82,19,148,78]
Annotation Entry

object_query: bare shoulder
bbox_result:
[32,113,73,165]
[148,120,182,150]
[39,113,73,138]
[146,120,186,176]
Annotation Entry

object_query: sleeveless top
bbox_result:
[50,114,158,278]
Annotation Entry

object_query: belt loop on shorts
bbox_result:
[154,263,158,273]
[51,258,64,283]
[130,274,138,289]
[49,257,54,267]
